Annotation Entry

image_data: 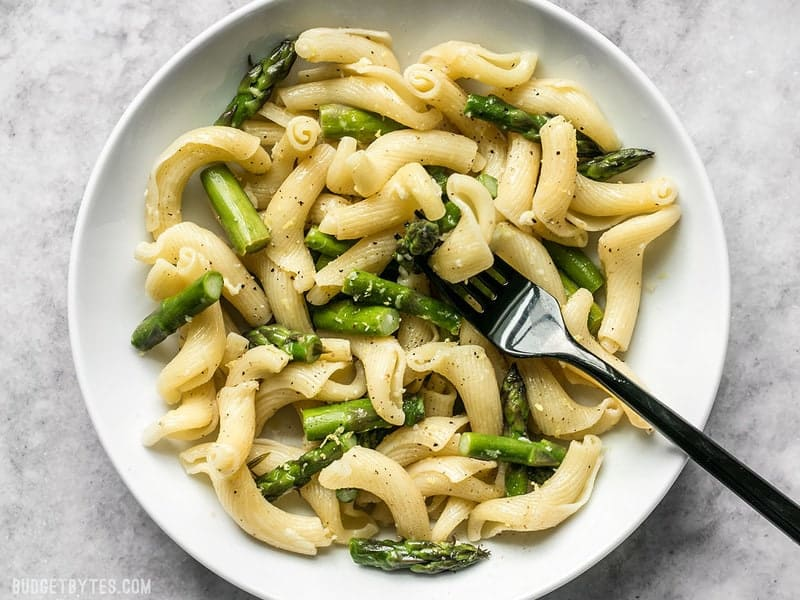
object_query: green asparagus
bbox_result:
[500,365,530,496]
[302,394,426,441]
[391,167,462,273]
[312,299,401,336]
[315,254,335,270]
[355,428,391,449]
[342,270,462,336]
[476,173,498,198]
[131,271,223,351]
[335,487,360,503]
[426,166,497,198]
[423,166,462,232]
[558,270,604,336]
[503,461,530,496]
[393,220,441,272]
[578,148,655,181]
[304,226,356,258]
[349,538,490,574]
[528,467,556,486]
[464,93,547,138]
[216,39,297,128]
[245,324,323,362]
[319,103,406,144]
[200,165,271,255]
[254,429,355,501]
[542,240,605,293]
[463,93,602,157]
[501,365,529,439]
[352,392,427,448]
[403,393,426,425]
[436,200,462,233]
[425,165,451,193]
[458,432,566,467]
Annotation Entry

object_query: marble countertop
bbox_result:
[2,0,798,598]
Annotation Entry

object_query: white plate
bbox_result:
[68,1,730,598]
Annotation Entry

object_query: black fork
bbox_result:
[418,256,800,544]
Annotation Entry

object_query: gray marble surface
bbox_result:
[2,0,798,598]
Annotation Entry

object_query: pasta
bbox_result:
[598,204,681,353]
[136,221,271,326]
[244,115,321,208]
[406,342,503,435]
[517,358,623,439]
[467,435,603,539]
[490,221,565,305]
[345,129,481,197]
[493,132,541,227]
[141,380,219,446]
[496,78,620,151]
[133,27,681,568]
[318,446,432,540]
[404,63,507,178]
[318,163,443,239]
[263,143,336,293]
[278,76,443,130]
[296,27,399,70]
[525,115,582,240]
[306,230,399,305]
[181,444,332,555]
[145,126,270,238]
[420,40,538,88]
[429,174,495,282]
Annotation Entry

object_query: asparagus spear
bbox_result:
[392,206,461,274]
[425,165,451,192]
[463,93,602,157]
[558,270,604,336]
[398,220,440,258]
[502,365,529,439]
[500,365,530,496]
[216,38,297,128]
[503,462,530,497]
[319,103,406,144]
[458,432,566,467]
[349,538,490,574]
[423,166,462,232]
[476,173,498,198]
[529,467,557,486]
[342,270,462,336]
[336,487,360,503]
[578,148,655,181]
[464,93,547,139]
[542,239,605,293]
[200,165,271,255]
[311,299,401,336]
[436,200,462,233]
[131,271,223,351]
[245,324,323,362]
[394,220,440,272]
[301,394,425,441]
[391,166,462,272]
[315,254,334,270]
[254,429,355,501]
[355,428,391,449]
[304,226,356,257]
[399,392,426,427]
[428,165,497,198]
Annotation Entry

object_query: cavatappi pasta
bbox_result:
[135,28,680,563]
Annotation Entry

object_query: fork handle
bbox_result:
[558,345,800,544]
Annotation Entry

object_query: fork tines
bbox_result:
[418,256,530,319]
